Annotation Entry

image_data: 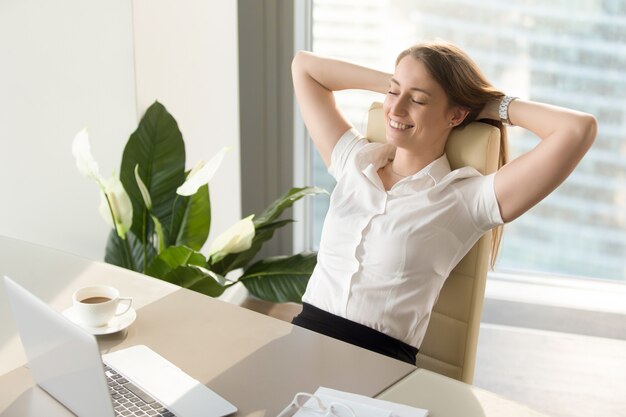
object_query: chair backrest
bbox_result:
[366,102,500,383]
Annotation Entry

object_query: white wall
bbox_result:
[0,0,241,261]
[132,0,241,251]
[0,0,138,259]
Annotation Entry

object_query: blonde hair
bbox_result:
[396,41,508,269]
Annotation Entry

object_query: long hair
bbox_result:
[396,41,507,269]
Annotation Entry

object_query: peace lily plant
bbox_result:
[72,101,325,303]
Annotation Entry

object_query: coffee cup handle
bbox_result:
[115,297,133,316]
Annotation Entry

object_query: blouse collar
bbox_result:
[359,143,452,191]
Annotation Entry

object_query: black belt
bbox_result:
[292,302,417,365]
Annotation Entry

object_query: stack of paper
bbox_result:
[291,387,428,417]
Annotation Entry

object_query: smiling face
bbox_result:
[383,56,464,153]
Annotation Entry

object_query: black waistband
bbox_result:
[292,303,417,365]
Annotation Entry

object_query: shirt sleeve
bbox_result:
[457,173,504,232]
[328,127,368,180]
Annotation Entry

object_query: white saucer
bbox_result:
[62,305,137,335]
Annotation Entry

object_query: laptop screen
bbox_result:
[3,276,115,417]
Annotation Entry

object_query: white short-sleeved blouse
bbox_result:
[301,127,504,348]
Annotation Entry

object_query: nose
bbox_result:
[389,95,408,116]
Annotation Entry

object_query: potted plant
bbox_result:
[72,101,325,303]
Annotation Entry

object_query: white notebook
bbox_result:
[295,387,428,417]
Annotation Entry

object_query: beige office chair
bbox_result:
[366,102,500,384]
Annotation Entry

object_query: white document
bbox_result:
[295,387,428,417]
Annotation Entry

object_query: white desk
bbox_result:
[0,236,414,416]
[0,236,552,417]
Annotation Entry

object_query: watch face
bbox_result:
[498,100,508,120]
[499,96,516,125]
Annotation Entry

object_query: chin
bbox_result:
[385,127,413,146]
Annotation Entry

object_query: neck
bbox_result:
[390,146,445,177]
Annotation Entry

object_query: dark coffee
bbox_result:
[80,296,112,304]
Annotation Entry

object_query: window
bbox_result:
[307,0,626,281]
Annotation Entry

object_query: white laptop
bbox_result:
[3,275,237,417]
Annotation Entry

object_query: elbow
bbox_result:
[565,112,597,153]
[291,50,303,71]
[578,113,598,150]
[291,51,302,75]
[291,50,311,74]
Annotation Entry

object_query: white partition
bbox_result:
[0,0,137,259]
[132,0,242,249]
[0,0,241,262]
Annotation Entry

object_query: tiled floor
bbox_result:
[475,301,626,417]
[474,323,626,417]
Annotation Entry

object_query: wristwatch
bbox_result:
[498,96,518,126]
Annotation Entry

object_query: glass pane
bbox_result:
[308,0,626,281]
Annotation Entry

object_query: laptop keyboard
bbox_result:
[105,364,176,417]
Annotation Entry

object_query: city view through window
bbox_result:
[308,0,626,281]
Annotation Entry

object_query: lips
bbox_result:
[389,119,414,130]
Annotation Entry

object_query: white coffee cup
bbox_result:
[72,285,133,327]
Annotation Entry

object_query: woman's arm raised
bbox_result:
[481,99,597,223]
[291,51,391,166]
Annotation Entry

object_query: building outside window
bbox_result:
[306,0,626,283]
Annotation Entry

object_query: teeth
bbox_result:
[390,119,412,130]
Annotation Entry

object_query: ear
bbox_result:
[449,106,470,127]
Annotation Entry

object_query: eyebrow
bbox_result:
[390,78,431,96]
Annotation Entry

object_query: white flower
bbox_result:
[73,128,134,238]
[208,215,255,258]
[98,175,133,239]
[134,164,152,210]
[72,128,104,185]
[176,147,231,196]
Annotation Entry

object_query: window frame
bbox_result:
[284,0,626,305]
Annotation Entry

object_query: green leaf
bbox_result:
[145,245,207,278]
[104,230,155,273]
[254,187,327,228]
[186,268,229,296]
[206,187,325,276]
[168,184,211,251]
[210,219,294,275]
[120,101,186,245]
[159,265,227,298]
[145,246,228,298]
[240,252,317,303]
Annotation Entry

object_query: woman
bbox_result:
[290,41,597,365]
